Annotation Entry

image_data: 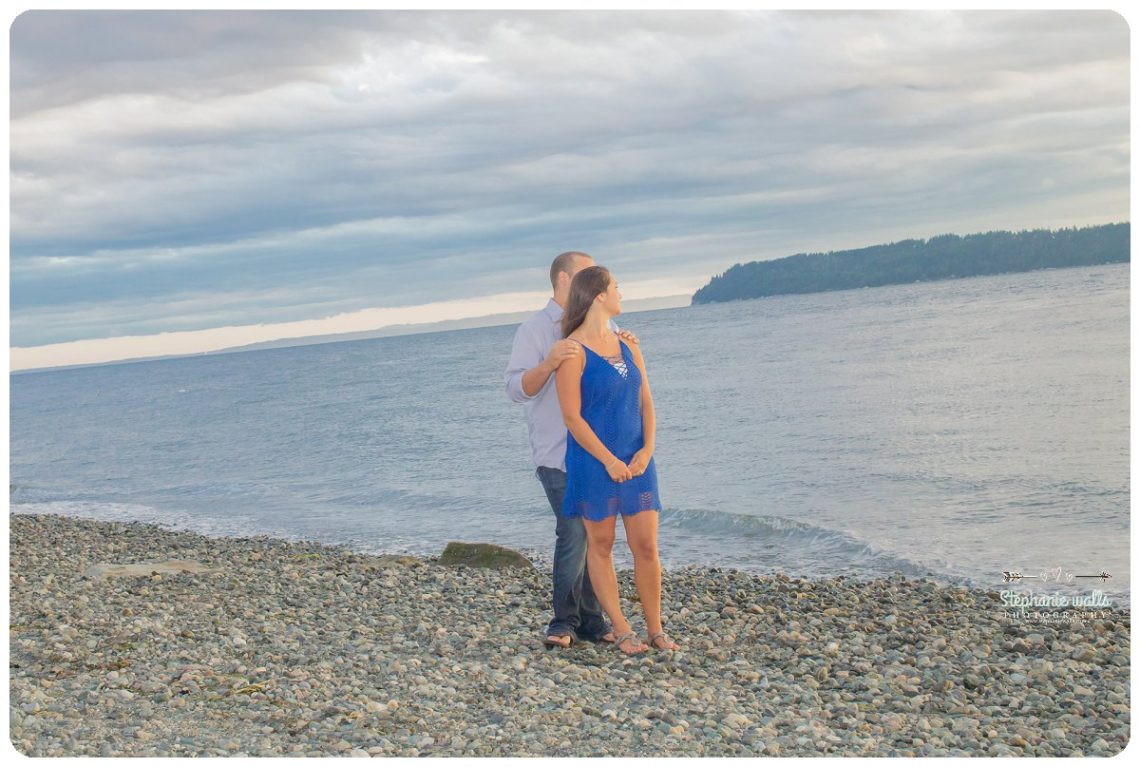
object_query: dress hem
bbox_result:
[560,506,660,522]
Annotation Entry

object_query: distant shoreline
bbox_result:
[693,223,1128,305]
[10,294,692,376]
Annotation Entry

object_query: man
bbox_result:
[504,251,638,648]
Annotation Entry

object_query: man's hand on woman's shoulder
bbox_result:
[544,339,583,371]
[617,329,640,345]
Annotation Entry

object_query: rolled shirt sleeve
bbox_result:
[504,321,542,403]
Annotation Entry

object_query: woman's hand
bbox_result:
[627,449,652,477]
[606,458,633,483]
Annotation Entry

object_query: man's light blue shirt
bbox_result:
[504,299,617,472]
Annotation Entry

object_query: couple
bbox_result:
[504,251,679,655]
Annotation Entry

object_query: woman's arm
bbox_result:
[555,345,632,481]
[629,341,656,455]
[627,343,656,473]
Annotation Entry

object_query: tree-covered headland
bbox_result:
[691,223,1129,305]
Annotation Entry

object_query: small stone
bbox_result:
[1070,646,1096,662]
[951,719,979,734]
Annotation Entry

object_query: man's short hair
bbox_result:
[550,251,591,289]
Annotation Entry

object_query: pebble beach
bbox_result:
[8,512,1131,757]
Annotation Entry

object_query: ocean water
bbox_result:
[9,263,1130,607]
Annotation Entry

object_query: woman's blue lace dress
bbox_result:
[562,339,662,520]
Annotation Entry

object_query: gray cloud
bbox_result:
[9,9,1130,348]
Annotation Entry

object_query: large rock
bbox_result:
[438,542,534,569]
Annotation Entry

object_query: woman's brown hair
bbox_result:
[562,265,612,339]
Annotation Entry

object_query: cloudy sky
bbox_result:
[8,9,1130,370]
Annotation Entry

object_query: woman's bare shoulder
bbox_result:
[564,334,586,351]
[560,336,586,368]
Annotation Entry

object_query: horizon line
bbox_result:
[9,292,694,375]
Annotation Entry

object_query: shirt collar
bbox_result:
[542,298,564,322]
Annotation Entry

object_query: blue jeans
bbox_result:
[535,466,609,640]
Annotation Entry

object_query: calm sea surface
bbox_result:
[9,263,1130,607]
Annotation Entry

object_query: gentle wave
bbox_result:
[9,501,306,546]
[658,506,963,582]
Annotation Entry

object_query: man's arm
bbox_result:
[504,323,545,403]
[518,358,556,399]
[505,323,579,402]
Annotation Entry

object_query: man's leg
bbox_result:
[576,557,613,642]
[536,467,587,643]
[555,493,612,641]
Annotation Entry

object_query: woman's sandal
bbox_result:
[646,631,680,651]
[613,631,648,655]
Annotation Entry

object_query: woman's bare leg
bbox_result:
[621,510,679,649]
[583,516,646,654]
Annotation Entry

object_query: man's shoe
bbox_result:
[542,630,574,648]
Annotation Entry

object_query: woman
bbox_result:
[554,266,680,655]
